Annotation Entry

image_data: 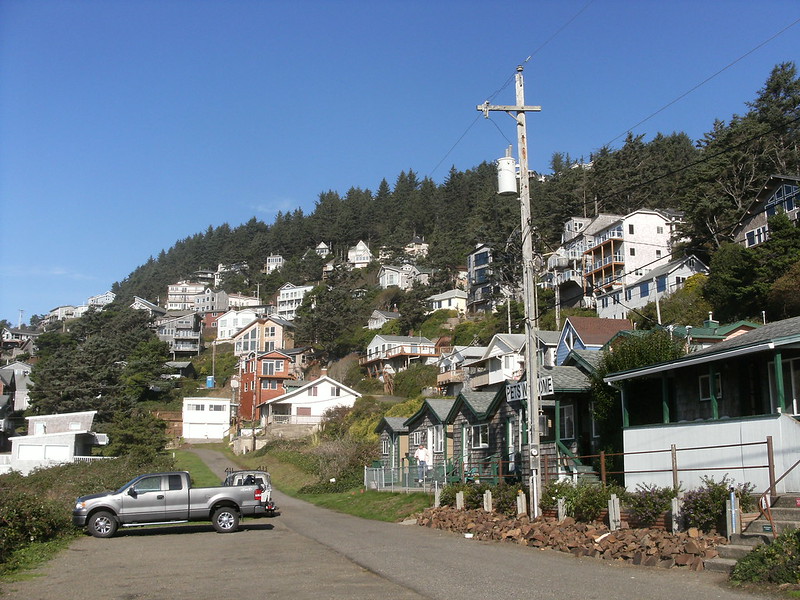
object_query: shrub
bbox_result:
[681,475,755,533]
[538,480,625,522]
[0,491,70,564]
[623,484,677,527]
[439,481,491,510]
[731,528,800,584]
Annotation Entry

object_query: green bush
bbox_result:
[0,453,174,568]
[538,480,625,522]
[731,529,800,584]
[681,475,755,533]
[623,484,677,527]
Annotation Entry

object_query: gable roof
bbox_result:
[629,255,708,287]
[563,348,603,373]
[540,365,591,393]
[566,316,632,346]
[259,375,361,406]
[374,416,409,434]
[405,398,456,428]
[446,390,499,422]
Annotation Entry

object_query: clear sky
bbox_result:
[1,0,798,326]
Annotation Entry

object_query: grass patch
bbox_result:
[300,489,431,522]
[172,449,225,487]
[226,442,431,521]
[0,536,77,580]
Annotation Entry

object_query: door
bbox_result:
[120,475,168,523]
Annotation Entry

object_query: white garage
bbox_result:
[182,397,232,441]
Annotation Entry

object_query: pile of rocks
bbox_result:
[416,507,727,571]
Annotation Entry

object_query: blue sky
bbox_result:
[1,0,798,326]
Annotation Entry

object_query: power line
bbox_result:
[426,2,593,179]
[604,16,800,147]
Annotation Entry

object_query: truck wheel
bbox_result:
[88,511,118,538]
[212,507,239,533]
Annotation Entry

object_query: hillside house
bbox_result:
[347,240,373,269]
[466,243,496,313]
[155,312,202,356]
[257,374,360,426]
[555,316,632,366]
[463,333,526,392]
[426,289,468,315]
[276,282,314,321]
[182,397,232,441]
[215,308,264,340]
[595,255,709,320]
[360,335,438,385]
[375,417,409,472]
[367,310,401,330]
[437,345,487,397]
[238,349,307,421]
[404,398,456,476]
[733,174,800,248]
[232,316,295,357]
[166,280,205,311]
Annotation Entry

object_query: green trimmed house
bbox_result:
[604,315,800,493]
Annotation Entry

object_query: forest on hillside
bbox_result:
[111,63,800,316]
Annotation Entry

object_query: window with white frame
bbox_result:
[331,386,340,396]
[699,373,722,401]
[308,386,318,397]
[471,423,489,448]
[433,424,444,453]
[381,437,389,455]
[411,430,422,446]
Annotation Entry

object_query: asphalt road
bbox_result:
[0,449,773,600]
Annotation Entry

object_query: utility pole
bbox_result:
[478,65,543,517]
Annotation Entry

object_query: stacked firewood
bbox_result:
[416,507,726,571]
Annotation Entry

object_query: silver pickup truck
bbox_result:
[73,470,274,538]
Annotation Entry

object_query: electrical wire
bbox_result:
[605,16,800,148]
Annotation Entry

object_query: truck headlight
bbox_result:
[75,501,86,510]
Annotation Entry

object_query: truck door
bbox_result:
[120,474,167,523]
[163,473,190,521]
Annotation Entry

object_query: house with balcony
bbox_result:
[155,312,203,356]
[436,345,487,396]
[426,289,468,315]
[194,288,230,313]
[404,235,429,259]
[603,315,800,493]
[257,374,360,426]
[595,255,709,320]
[360,335,438,383]
[276,282,314,321]
[462,333,526,393]
[87,291,116,307]
[232,316,295,357]
[733,174,800,248]
[315,242,332,258]
[166,280,206,311]
[583,209,682,302]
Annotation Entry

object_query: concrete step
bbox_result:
[765,507,800,520]
[704,557,738,574]
[770,494,800,508]
[716,544,756,560]
[731,532,771,546]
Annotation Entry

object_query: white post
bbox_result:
[608,494,621,531]
[456,491,465,510]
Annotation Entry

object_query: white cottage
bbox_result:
[182,397,232,440]
[258,375,360,426]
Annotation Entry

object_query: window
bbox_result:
[433,424,444,453]
[134,476,162,493]
[331,386,340,396]
[628,224,635,234]
[640,282,649,297]
[699,373,722,401]
[381,437,389,455]
[656,226,664,234]
[655,249,662,257]
[656,275,667,293]
[209,404,226,411]
[411,430,422,446]
[560,404,575,439]
[168,474,183,490]
[187,403,205,411]
[629,247,636,256]
[471,423,489,448]
[309,386,318,397]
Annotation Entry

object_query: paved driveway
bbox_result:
[0,449,772,600]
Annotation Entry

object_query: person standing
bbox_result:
[414,443,429,483]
